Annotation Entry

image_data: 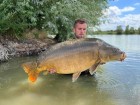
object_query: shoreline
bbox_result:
[0,37,57,62]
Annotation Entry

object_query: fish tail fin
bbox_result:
[22,62,39,82]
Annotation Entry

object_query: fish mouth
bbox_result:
[120,52,126,61]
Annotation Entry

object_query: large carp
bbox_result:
[22,38,126,82]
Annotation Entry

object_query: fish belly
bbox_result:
[40,51,97,74]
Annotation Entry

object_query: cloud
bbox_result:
[99,6,139,31]
[103,6,121,16]
[110,0,119,2]
[121,7,135,12]
[103,6,135,16]
[100,6,140,30]
[121,14,140,27]
[100,14,140,31]
[134,3,140,6]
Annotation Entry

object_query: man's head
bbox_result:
[73,19,87,39]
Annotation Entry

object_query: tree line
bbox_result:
[116,25,140,35]
[94,25,140,35]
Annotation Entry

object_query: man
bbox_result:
[73,19,92,75]
[73,19,87,39]
[50,19,90,75]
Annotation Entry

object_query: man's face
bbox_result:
[73,23,87,39]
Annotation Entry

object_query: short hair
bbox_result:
[74,19,87,28]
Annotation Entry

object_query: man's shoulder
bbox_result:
[69,34,77,39]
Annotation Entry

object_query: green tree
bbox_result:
[0,0,108,41]
[125,25,129,34]
[138,27,140,34]
[32,0,109,41]
[129,27,135,34]
[116,25,123,35]
[0,0,36,38]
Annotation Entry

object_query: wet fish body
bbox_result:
[22,38,126,82]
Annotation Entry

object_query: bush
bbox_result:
[0,0,108,41]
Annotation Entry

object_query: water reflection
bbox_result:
[0,65,114,105]
[0,35,140,105]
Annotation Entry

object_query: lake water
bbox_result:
[0,35,140,105]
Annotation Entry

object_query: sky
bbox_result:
[99,0,140,31]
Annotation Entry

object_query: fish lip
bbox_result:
[120,52,126,61]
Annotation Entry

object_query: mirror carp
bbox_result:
[22,38,126,82]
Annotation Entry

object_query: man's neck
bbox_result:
[74,34,86,39]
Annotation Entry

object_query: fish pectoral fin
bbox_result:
[72,72,81,82]
[89,63,100,75]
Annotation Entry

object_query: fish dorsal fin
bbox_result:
[72,72,81,82]
[38,39,84,60]
[46,39,84,52]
